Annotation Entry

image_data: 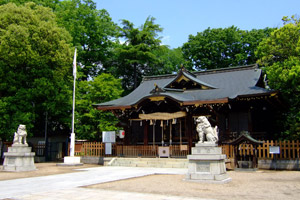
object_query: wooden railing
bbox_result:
[71,142,190,158]
[170,145,190,157]
[258,140,300,159]
[73,142,116,157]
[69,140,300,160]
[116,145,158,157]
[221,140,300,160]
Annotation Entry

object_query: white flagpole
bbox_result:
[70,47,77,157]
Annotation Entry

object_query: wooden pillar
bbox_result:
[234,145,238,168]
[123,120,131,145]
[143,120,148,145]
[185,113,193,149]
[253,145,257,168]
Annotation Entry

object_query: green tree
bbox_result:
[55,0,118,79]
[0,3,73,140]
[256,17,300,139]
[1,0,119,80]
[0,0,59,10]
[182,26,274,70]
[75,73,123,140]
[108,16,163,92]
[152,46,192,74]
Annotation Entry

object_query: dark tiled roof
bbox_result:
[95,64,273,109]
[227,132,264,145]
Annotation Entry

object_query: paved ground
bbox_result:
[0,166,206,200]
[0,163,97,181]
[1,164,300,200]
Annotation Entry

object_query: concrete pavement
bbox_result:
[0,166,213,200]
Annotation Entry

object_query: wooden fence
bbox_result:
[221,140,300,160]
[73,142,116,157]
[72,142,189,158]
[72,140,300,160]
[116,145,158,157]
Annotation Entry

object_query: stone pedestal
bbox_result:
[3,144,36,172]
[56,156,83,166]
[186,143,231,183]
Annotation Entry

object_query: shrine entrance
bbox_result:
[138,112,188,157]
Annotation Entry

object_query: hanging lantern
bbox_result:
[150,120,153,125]
[160,120,163,127]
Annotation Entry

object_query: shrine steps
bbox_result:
[107,157,188,168]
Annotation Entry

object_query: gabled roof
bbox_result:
[228,132,264,145]
[94,64,275,110]
[164,67,217,90]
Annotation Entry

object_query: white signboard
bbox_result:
[102,131,116,143]
[269,146,280,154]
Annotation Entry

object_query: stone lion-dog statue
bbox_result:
[196,116,218,143]
[13,124,28,146]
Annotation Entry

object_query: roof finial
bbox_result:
[180,64,187,73]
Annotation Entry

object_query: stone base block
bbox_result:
[3,165,36,172]
[186,144,231,183]
[185,175,232,184]
[57,156,83,166]
[3,146,36,172]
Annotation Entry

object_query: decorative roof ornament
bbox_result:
[150,83,165,94]
[164,67,217,90]
[264,74,270,90]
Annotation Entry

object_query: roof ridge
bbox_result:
[142,64,258,81]
[193,64,258,75]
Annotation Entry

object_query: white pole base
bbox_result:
[57,156,83,166]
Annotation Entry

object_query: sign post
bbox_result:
[269,146,280,170]
[102,131,116,155]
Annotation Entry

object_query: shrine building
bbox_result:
[94,64,280,152]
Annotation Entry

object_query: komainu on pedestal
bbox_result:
[3,125,36,172]
[186,116,231,183]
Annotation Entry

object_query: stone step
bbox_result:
[109,157,188,168]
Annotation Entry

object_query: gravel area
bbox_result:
[1,163,300,200]
[86,170,300,200]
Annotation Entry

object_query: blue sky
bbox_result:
[95,0,300,48]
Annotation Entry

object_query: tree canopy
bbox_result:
[1,0,298,141]
[107,16,163,93]
[256,16,300,139]
[152,46,192,75]
[75,73,123,140]
[55,0,118,79]
[0,0,59,9]
[0,2,73,140]
[182,26,274,70]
